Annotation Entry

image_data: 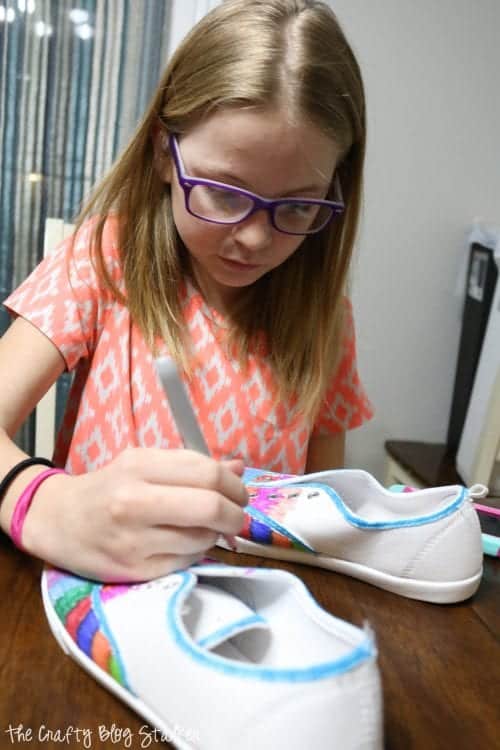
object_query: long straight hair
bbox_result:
[73,0,366,422]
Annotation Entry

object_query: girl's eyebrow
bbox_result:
[186,162,328,197]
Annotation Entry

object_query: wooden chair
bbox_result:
[34,219,75,458]
[384,441,462,489]
[385,366,500,492]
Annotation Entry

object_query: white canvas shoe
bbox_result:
[42,561,382,750]
[217,468,484,604]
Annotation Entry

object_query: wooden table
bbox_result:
[1,530,499,749]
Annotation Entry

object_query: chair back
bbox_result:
[35,219,75,458]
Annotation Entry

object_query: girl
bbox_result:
[0,0,372,582]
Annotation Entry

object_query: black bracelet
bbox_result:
[0,457,55,506]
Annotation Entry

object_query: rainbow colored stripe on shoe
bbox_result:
[241,471,315,553]
[45,569,130,689]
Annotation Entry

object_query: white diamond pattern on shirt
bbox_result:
[241,368,268,417]
[31,265,63,303]
[76,426,112,471]
[105,405,129,450]
[329,392,355,430]
[137,412,166,448]
[93,349,119,404]
[26,303,56,338]
[208,394,244,446]
[4,220,373,473]
[131,362,152,413]
[252,417,283,457]
[289,423,309,465]
[196,352,228,404]
[74,392,96,428]
[62,298,95,344]
[190,308,214,353]
[342,359,366,402]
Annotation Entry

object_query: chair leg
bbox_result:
[384,455,426,489]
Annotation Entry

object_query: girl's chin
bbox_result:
[190,257,269,308]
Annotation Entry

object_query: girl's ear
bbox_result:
[151,125,172,183]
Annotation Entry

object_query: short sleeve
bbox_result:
[3,218,121,371]
[312,298,374,435]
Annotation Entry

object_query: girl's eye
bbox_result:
[209,188,242,207]
[282,203,317,217]
[274,202,324,231]
[189,184,251,219]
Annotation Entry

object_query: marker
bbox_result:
[155,356,238,551]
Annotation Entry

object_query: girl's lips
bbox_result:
[219,257,261,271]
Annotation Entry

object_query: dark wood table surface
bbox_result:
[1,528,499,750]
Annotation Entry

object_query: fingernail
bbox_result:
[223,534,237,551]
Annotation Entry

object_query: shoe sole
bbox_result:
[221,538,483,604]
[41,575,194,750]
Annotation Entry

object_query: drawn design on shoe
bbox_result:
[46,564,375,681]
[46,569,132,689]
[241,471,316,551]
[240,510,314,551]
[42,562,384,750]
[242,487,315,552]
[246,481,468,531]
[230,468,484,603]
[244,469,292,484]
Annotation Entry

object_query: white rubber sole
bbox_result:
[219,538,483,604]
[40,575,194,750]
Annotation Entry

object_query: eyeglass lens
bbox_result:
[188,184,332,233]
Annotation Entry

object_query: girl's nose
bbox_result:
[232,209,273,251]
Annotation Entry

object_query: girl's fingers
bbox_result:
[222,458,245,477]
[143,525,219,555]
[142,553,206,581]
[153,488,246,534]
[36,449,248,583]
[112,449,248,507]
[100,552,206,584]
[69,526,216,582]
[108,481,246,535]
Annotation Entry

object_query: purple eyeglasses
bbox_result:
[169,134,344,236]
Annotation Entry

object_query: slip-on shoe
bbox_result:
[217,468,484,604]
[42,560,382,749]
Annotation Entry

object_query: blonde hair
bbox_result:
[75,0,366,422]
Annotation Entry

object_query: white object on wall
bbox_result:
[456,225,500,495]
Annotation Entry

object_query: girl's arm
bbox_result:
[305,432,345,472]
[0,316,67,526]
[0,317,247,581]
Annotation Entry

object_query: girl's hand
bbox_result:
[22,448,248,582]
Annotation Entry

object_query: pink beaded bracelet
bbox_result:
[10,467,67,550]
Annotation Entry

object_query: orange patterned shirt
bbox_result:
[5,218,373,474]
